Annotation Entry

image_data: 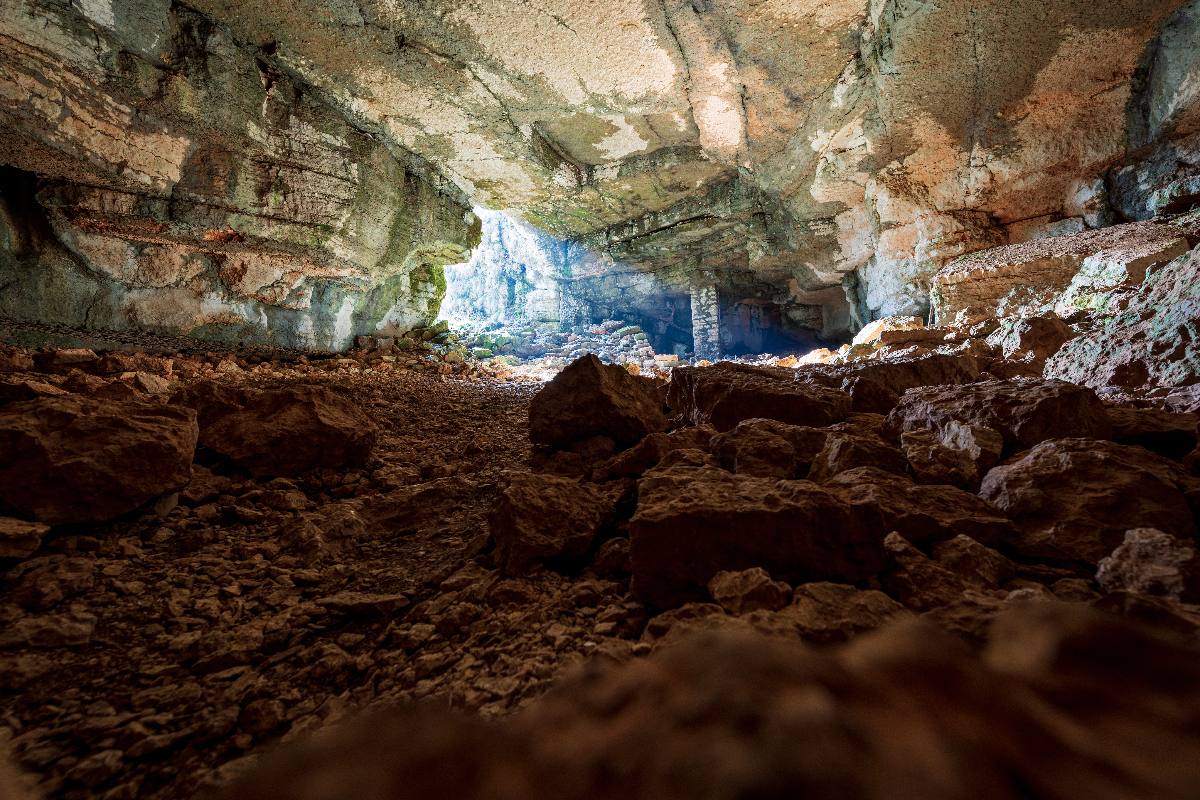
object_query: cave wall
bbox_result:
[3,0,1200,349]
[0,0,478,351]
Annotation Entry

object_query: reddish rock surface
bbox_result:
[630,464,886,609]
[182,384,378,477]
[668,362,851,431]
[0,396,197,524]
[529,355,666,449]
[886,378,1112,452]
[980,438,1200,564]
[490,473,614,575]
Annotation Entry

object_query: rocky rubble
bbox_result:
[5,225,1200,798]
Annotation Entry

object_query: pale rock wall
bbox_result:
[4,0,1200,347]
[0,0,476,351]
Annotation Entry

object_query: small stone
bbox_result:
[1097,529,1199,601]
[707,568,792,614]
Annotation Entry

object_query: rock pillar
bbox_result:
[690,281,722,360]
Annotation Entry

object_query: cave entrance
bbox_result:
[624,295,694,356]
[720,298,826,357]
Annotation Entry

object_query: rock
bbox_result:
[886,378,1111,454]
[490,473,613,575]
[980,438,1200,564]
[629,464,886,609]
[1046,243,1200,390]
[806,352,983,396]
[0,350,35,373]
[595,426,714,479]
[879,533,970,611]
[837,375,901,414]
[0,378,68,405]
[779,583,909,643]
[221,604,1200,800]
[931,221,1193,324]
[1096,529,1200,601]
[852,316,925,346]
[824,467,1018,549]
[316,592,410,616]
[707,568,792,614]
[529,355,666,449]
[183,384,377,477]
[1107,406,1199,459]
[0,396,197,524]
[936,421,1005,475]
[930,536,1016,589]
[900,429,978,487]
[0,517,49,559]
[34,348,98,372]
[0,610,97,648]
[668,362,851,432]
[708,419,829,479]
[807,432,907,483]
[984,314,1074,369]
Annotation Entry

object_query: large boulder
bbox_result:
[1046,243,1200,390]
[178,383,377,477]
[629,464,885,609]
[529,355,666,450]
[668,362,851,432]
[708,418,831,479]
[489,473,614,575]
[886,378,1111,453]
[0,396,197,524]
[980,438,1200,564]
[823,467,1019,549]
[984,314,1074,370]
[804,352,983,396]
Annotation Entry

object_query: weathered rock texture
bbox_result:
[5,0,1200,350]
[1,0,477,350]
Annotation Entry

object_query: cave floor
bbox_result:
[1,360,641,799]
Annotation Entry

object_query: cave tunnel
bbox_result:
[3,0,1200,796]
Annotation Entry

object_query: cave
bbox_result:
[4,1,1200,798]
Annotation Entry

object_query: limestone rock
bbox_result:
[222,604,1200,800]
[1046,243,1200,390]
[708,419,830,479]
[932,222,1193,324]
[852,316,925,346]
[595,427,714,479]
[0,517,49,559]
[529,355,666,450]
[930,536,1016,590]
[779,583,910,644]
[630,464,885,609]
[1096,529,1200,601]
[984,314,1074,369]
[0,396,197,524]
[1107,406,1199,459]
[668,362,851,432]
[886,378,1111,454]
[824,467,1018,549]
[490,473,613,576]
[707,568,792,614]
[980,438,1200,564]
[879,534,970,611]
[806,352,983,396]
[182,384,377,477]
[807,432,908,483]
[900,429,979,488]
